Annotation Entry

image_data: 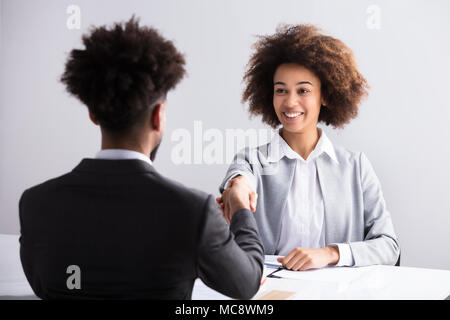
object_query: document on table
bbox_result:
[264,255,283,269]
[264,255,378,288]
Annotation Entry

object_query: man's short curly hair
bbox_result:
[242,24,369,129]
[61,17,186,131]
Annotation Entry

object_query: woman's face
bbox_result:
[273,63,325,134]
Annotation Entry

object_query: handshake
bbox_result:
[215,175,258,224]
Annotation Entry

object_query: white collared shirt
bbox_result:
[95,149,153,166]
[227,128,354,266]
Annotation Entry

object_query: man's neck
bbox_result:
[280,126,320,160]
[100,138,152,158]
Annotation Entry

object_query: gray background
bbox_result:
[1,0,449,270]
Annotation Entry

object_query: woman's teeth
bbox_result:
[283,112,304,118]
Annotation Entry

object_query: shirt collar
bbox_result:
[267,127,339,164]
[95,149,153,166]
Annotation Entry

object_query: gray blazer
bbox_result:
[219,142,400,267]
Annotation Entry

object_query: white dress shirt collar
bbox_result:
[95,149,153,166]
[267,127,339,164]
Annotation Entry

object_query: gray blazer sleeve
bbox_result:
[349,152,401,266]
[197,195,264,299]
[219,148,257,193]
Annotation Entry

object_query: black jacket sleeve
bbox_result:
[196,195,264,299]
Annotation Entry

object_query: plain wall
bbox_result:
[1,0,449,270]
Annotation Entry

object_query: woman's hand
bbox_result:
[216,175,258,224]
[277,246,340,271]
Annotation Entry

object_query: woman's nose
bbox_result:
[285,92,299,108]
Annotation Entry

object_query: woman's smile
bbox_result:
[282,111,305,122]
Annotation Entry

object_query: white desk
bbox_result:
[257,263,450,300]
[0,234,37,299]
[1,234,449,300]
[192,265,450,300]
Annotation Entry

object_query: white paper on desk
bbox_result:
[264,255,283,268]
[275,266,362,285]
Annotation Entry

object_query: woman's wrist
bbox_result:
[324,245,340,265]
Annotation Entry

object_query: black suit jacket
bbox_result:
[19,159,264,299]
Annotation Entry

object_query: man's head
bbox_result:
[61,16,186,160]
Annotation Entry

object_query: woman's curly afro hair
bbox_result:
[242,24,369,129]
[61,16,186,131]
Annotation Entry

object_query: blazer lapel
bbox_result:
[316,155,345,244]
[260,158,296,254]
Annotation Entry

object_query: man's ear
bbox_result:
[151,102,166,132]
[89,111,99,125]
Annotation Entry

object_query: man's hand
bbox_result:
[277,246,340,271]
[216,176,258,224]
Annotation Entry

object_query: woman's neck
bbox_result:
[280,126,321,160]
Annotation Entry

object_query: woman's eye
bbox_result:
[275,88,286,94]
[298,89,309,94]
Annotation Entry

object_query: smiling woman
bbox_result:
[243,24,369,129]
[272,63,325,158]
[218,24,400,272]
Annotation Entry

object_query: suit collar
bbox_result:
[95,149,153,166]
[73,158,156,175]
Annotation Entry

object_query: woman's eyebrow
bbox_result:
[273,81,313,86]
